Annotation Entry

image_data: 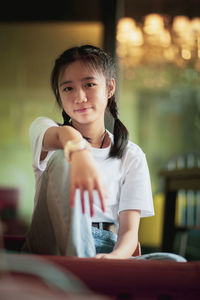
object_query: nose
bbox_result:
[74,88,87,104]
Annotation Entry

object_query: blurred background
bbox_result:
[0,0,200,259]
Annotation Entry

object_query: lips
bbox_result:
[74,107,92,113]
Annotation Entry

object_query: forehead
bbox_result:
[58,60,105,82]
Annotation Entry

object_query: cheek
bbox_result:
[62,100,70,110]
[60,98,70,113]
[96,85,108,99]
[60,92,71,107]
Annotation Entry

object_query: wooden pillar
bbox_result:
[162,190,177,252]
[101,0,124,58]
[101,0,125,131]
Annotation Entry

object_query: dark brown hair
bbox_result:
[51,44,128,158]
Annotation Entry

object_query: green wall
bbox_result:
[0,22,103,223]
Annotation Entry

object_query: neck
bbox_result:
[71,121,107,148]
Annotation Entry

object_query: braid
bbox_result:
[107,96,129,158]
[108,96,119,120]
[62,110,71,126]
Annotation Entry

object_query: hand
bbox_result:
[69,149,107,217]
[95,253,120,259]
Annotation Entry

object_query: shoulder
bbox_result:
[124,139,145,160]
[125,140,145,158]
[30,116,58,130]
[107,131,144,161]
[106,131,146,168]
[121,140,147,172]
[29,117,59,136]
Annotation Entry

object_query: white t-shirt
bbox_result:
[30,117,154,222]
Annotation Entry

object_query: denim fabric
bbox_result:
[92,226,117,254]
[135,252,187,262]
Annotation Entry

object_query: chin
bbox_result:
[73,117,95,125]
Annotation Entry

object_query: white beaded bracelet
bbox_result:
[64,139,91,162]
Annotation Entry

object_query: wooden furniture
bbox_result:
[159,167,200,253]
[2,253,200,300]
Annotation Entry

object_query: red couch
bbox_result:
[46,256,200,299]
[1,251,200,300]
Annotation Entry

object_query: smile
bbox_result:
[74,107,92,113]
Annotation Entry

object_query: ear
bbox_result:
[107,78,115,99]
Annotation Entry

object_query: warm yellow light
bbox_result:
[172,16,190,34]
[181,48,191,60]
[117,14,199,68]
[191,18,200,33]
[144,14,164,34]
[198,37,200,58]
[163,46,177,61]
[160,29,171,47]
[117,18,144,46]
[117,18,138,43]
[117,18,137,32]
[129,27,144,46]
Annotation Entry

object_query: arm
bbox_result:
[41,125,106,216]
[41,125,82,154]
[95,209,141,259]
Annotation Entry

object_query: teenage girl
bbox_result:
[22,44,155,259]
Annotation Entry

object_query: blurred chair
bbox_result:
[0,187,28,236]
[159,152,200,256]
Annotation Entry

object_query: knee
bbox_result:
[47,149,65,167]
[46,150,70,177]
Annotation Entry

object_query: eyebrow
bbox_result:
[59,76,97,87]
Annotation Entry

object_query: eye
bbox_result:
[63,86,72,92]
[86,82,96,88]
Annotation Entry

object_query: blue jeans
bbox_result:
[91,227,186,261]
[22,150,186,262]
[92,226,117,254]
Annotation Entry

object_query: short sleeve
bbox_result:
[29,117,59,172]
[119,150,154,218]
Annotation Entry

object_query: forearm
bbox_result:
[42,125,82,151]
[111,230,138,259]
[111,210,140,258]
[95,210,141,259]
[41,125,106,217]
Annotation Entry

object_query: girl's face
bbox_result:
[58,60,115,127]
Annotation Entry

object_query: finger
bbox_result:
[70,186,76,208]
[95,254,102,259]
[95,254,107,259]
[80,188,85,214]
[88,189,94,217]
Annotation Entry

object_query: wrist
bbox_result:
[70,147,92,162]
[110,249,132,259]
[58,126,82,148]
[64,139,92,162]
